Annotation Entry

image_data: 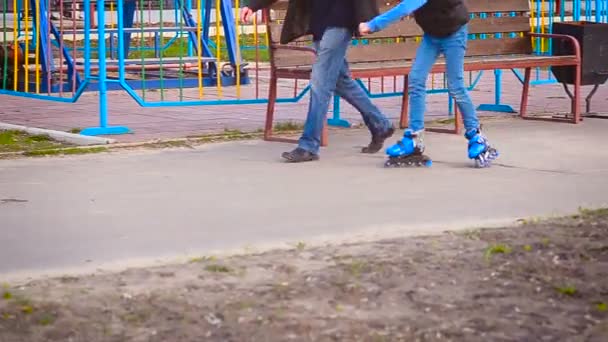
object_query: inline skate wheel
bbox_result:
[474,158,488,168]
[425,160,432,167]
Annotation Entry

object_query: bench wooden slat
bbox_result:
[272,0,532,21]
[378,0,531,13]
[273,49,316,68]
[365,16,531,38]
[269,0,288,10]
[347,37,531,63]
[269,16,530,43]
[465,0,531,13]
[377,0,532,13]
[273,37,531,68]
[274,55,579,79]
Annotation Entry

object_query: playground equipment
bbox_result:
[0,0,250,96]
[0,0,81,94]
[89,0,251,91]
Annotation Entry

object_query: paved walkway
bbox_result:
[2,70,606,142]
[1,117,608,281]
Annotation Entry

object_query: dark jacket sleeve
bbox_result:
[244,0,279,11]
[354,0,380,23]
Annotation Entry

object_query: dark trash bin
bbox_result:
[551,21,608,114]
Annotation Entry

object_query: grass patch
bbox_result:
[517,217,543,225]
[20,305,34,314]
[432,117,456,125]
[223,128,245,136]
[459,229,482,240]
[575,207,608,219]
[0,130,70,153]
[38,313,55,326]
[2,291,12,300]
[204,264,232,273]
[596,302,607,312]
[484,244,512,260]
[138,140,193,150]
[189,256,216,263]
[342,260,371,278]
[274,121,304,132]
[23,147,108,157]
[555,285,577,297]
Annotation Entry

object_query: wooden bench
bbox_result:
[262,0,581,145]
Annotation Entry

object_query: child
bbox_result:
[359,0,499,168]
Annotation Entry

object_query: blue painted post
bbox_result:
[186,0,194,56]
[177,0,213,58]
[49,22,81,86]
[122,0,136,57]
[155,32,161,58]
[328,95,351,128]
[81,0,131,136]
[218,0,240,65]
[33,0,53,83]
[83,0,91,80]
[109,32,115,59]
[117,0,126,81]
[203,0,212,43]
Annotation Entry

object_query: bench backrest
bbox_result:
[265,0,533,68]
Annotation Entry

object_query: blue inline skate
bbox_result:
[384,129,432,168]
[465,127,499,168]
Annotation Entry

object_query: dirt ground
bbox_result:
[1,209,607,342]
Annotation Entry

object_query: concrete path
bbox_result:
[1,117,608,281]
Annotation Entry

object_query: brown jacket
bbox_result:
[244,0,380,44]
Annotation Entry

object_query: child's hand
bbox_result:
[358,22,372,35]
[240,7,254,23]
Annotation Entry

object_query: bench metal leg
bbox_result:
[521,65,582,124]
[519,67,532,119]
[321,122,328,147]
[427,97,462,135]
[264,74,279,141]
[454,98,462,135]
[263,74,328,146]
[573,63,582,123]
[399,75,409,129]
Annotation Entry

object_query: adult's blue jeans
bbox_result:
[298,27,391,154]
[408,24,479,133]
